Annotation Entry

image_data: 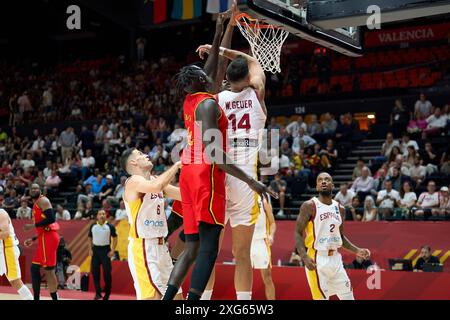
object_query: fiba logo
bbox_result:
[144,220,164,227]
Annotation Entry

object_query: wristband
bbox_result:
[219,47,225,56]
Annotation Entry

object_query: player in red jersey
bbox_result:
[163,11,276,301]
[23,183,60,300]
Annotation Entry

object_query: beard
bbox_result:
[319,190,332,197]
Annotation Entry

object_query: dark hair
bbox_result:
[120,149,134,174]
[174,65,204,95]
[226,56,249,83]
[400,180,413,198]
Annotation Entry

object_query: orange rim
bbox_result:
[235,12,280,29]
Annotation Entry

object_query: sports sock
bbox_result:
[163,284,179,300]
[30,264,41,300]
[17,284,33,300]
[201,290,213,300]
[236,291,252,300]
[187,291,201,300]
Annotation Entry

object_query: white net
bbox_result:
[235,14,289,74]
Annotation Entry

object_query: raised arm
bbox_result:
[339,205,371,259]
[126,163,181,195]
[214,2,238,92]
[203,13,225,84]
[195,99,276,201]
[295,200,316,270]
[163,184,181,201]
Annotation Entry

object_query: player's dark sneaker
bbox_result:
[94,293,103,300]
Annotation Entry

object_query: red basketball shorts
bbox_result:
[32,231,60,268]
[179,163,226,235]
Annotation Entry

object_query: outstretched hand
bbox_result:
[196,44,212,60]
[248,179,278,201]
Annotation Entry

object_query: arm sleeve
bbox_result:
[34,208,56,227]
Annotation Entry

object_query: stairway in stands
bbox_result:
[281,138,383,219]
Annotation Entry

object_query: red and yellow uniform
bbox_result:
[171,200,183,218]
[180,92,228,234]
[32,197,60,268]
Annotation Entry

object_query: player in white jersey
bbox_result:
[0,209,33,300]
[197,40,268,300]
[295,172,371,300]
[251,195,276,300]
[120,148,183,300]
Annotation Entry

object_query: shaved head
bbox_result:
[316,172,334,198]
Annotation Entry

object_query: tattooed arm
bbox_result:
[295,200,316,270]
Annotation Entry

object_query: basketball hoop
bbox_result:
[235,13,289,74]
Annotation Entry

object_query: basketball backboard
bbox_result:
[237,0,364,57]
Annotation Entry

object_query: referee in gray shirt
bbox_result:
[88,210,117,300]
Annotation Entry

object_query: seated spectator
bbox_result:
[286,115,307,138]
[55,205,71,221]
[387,166,403,191]
[91,174,106,196]
[413,245,440,272]
[292,128,316,153]
[107,176,127,206]
[433,186,450,217]
[84,202,96,220]
[381,133,399,159]
[390,99,409,138]
[280,140,292,159]
[414,180,440,218]
[307,114,321,136]
[388,155,410,178]
[95,174,115,203]
[351,256,374,270]
[16,200,32,219]
[348,196,363,221]
[396,181,417,219]
[440,151,450,175]
[387,146,402,167]
[3,189,19,216]
[20,152,35,170]
[321,139,338,170]
[269,173,287,216]
[421,142,439,176]
[114,200,127,221]
[362,196,377,222]
[334,183,355,209]
[399,133,419,157]
[149,144,169,162]
[407,113,427,134]
[81,149,96,180]
[77,183,94,205]
[351,166,374,201]
[56,237,72,289]
[267,117,280,131]
[372,167,387,196]
[34,171,47,190]
[414,93,432,120]
[352,158,365,180]
[74,203,86,220]
[422,107,447,140]
[409,156,426,187]
[101,199,112,219]
[376,179,400,219]
[45,170,62,196]
[30,135,46,159]
[402,146,418,169]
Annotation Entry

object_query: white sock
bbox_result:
[236,291,252,300]
[201,290,213,300]
[18,284,33,300]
